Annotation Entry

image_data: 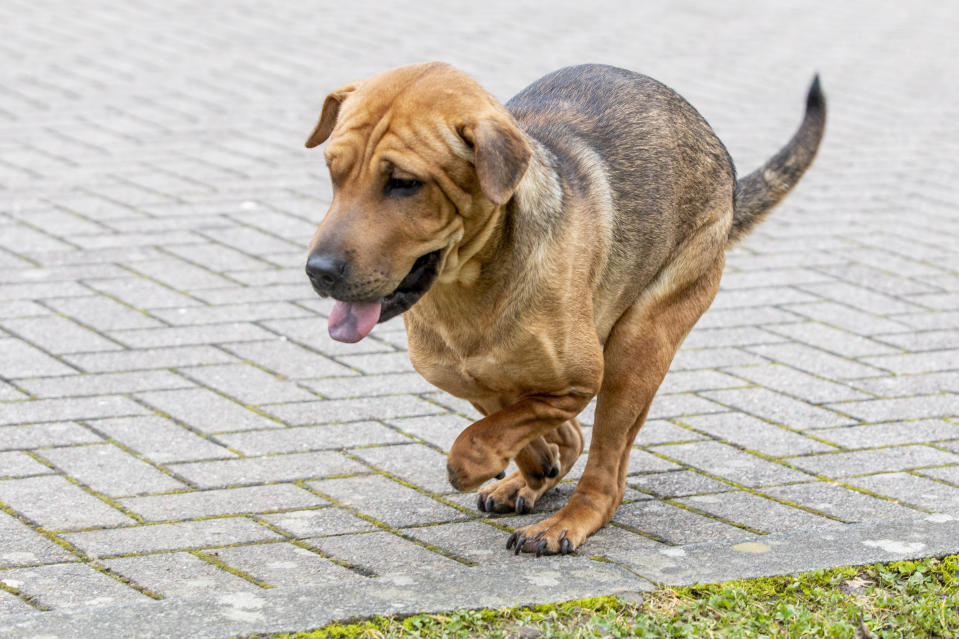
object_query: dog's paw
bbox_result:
[446,439,509,492]
[504,501,607,556]
[475,469,561,515]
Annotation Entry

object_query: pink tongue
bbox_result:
[328,300,382,343]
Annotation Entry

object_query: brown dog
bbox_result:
[304,63,825,555]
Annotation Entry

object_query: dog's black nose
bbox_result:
[305,253,347,296]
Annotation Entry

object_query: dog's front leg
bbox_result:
[446,390,593,493]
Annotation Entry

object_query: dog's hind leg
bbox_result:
[477,419,583,514]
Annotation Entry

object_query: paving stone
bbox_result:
[652,441,811,487]
[0,562,151,610]
[170,451,364,488]
[109,322,276,349]
[210,542,364,588]
[216,422,408,455]
[788,446,959,478]
[629,470,733,498]
[309,530,464,577]
[765,322,901,357]
[761,482,921,522]
[103,552,261,598]
[17,370,193,399]
[83,277,202,310]
[647,394,726,420]
[181,363,316,405]
[635,420,706,446]
[0,422,101,450]
[658,370,748,395]
[747,342,884,380]
[0,338,76,378]
[303,371,435,398]
[335,351,415,375]
[697,306,801,329]
[0,452,52,478]
[406,521,537,564]
[783,302,912,336]
[0,475,133,530]
[260,318,400,356]
[2,316,121,355]
[39,444,186,497]
[0,511,75,568]
[85,416,234,463]
[916,465,959,486]
[351,443,451,494]
[825,395,959,422]
[62,518,283,558]
[0,301,48,319]
[45,296,164,331]
[136,388,283,434]
[0,590,34,616]
[810,419,959,448]
[308,475,464,527]
[678,412,835,456]
[264,395,444,425]
[669,347,765,371]
[801,281,924,315]
[677,492,841,533]
[612,499,755,545]
[129,258,236,290]
[382,414,474,452]
[896,310,959,331]
[702,387,854,430]
[261,507,377,538]
[877,329,959,352]
[862,349,959,375]
[849,372,959,398]
[64,345,238,373]
[121,484,323,521]
[0,396,149,426]
[725,364,869,404]
[222,340,356,379]
[847,473,959,513]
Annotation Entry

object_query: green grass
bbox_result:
[262,554,959,638]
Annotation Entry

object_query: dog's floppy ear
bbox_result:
[461,117,532,205]
[305,83,358,149]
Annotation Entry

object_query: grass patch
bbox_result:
[260,554,959,638]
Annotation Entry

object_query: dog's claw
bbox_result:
[506,532,519,550]
[495,470,506,480]
[546,465,559,478]
[477,493,487,512]
[484,496,496,513]
[535,539,548,557]
[560,538,572,555]
[514,535,526,555]
[515,496,528,514]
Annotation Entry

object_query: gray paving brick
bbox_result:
[697,306,801,329]
[725,364,869,404]
[877,329,959,352]
[260,318,392,356]
[0,422,101,450]
[86,416,234,464]
[916,465,959,487]
[170,451,365,488]
[216,422,408,455]
[308,475,464,527]
[0,380,26,401]
[761,482,921,522]
[849,372,959,398]
[710,287,819,310]
[17,370,193,398]
[386,414,473,452]
[261,507,377,538]
[84,277,202,310]
[303,371,436,398]
[62,518,283,557]
[222,339,356,381]
[265,395,444,426]
[0,511,75,568]
[0,589,34,615]
[659,370,748,395]
[335,351,414,375]
[896,310,959,331]
[0,562,150,610]
[702,387,854,430]
[635,420,707,446]
[765,322,901,357]
[119,484,325,521]
[652,441,811,487]
[0,451,52,478]
[137,388,282,434]
[788,446,959,478]
[164,243,274,272]
[669,347,765,371]
[679,412,834,456]
[309,530,463,577]
[783,302,912,336]
[0,475,133,530]
[149,302,310,326]
[0,396,149,425]
[210,542,364,588]
[847,473,959,514]
[825,395,959,422]
[647,393,726,420]
[0,281,91,301]
[351,443,450,494]
[801,281,924,315]
[5,316,143,358]
[180,363,316,405]
[811,420,959,448]
[406,521,532,564]
[629,470,733,498]
[130,258,236,290]
[0,300,49,319]
[45,296,164,331]
[747,342,885,380]
[0,337,76,378]
[817,263,937,297]
[109,322,276,349]
[103,552,261,598]
[862,349,959,375]
[39,444,186,496]
[678,491,840,533]
[64,345,238,373]
[612,499,755,545]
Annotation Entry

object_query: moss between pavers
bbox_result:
[249,554,959,638]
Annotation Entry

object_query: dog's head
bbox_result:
[303,62,531,342]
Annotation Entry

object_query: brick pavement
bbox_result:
[1,1,958,636]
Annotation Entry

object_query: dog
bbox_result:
[303,62,825,555]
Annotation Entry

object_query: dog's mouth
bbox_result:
[327,249,442,343]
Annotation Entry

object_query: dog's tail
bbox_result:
[727,75,826,247]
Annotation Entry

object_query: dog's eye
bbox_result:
[385,177,422,197]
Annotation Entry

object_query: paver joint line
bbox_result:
[1,2,958,637]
